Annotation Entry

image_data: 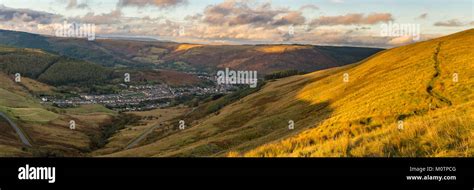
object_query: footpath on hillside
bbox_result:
[427,42,453,107]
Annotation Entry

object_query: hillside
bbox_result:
[0,30,382,74]
[159,44,381,74]
[0,45,200,88]
[106,29,474,157]
[0,46,112,86]
[0,45,200,156]
[0,71,118,156]
[247,29,474,157]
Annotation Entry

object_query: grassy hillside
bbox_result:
[246,29,474,157]
[0,71,117,156]
[106,29,474,157]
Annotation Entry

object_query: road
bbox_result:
[0,112,32,147]
[124,123,160,150]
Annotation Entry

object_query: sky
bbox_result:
[0,0,473,47]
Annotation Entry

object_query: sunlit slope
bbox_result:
[246,29,474,157]
[105,29,473,157]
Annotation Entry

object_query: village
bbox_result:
[41,83,237,111]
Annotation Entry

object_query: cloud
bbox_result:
[66,0,89,9]
[0,4,61,24]
[75,9,123,24]
[201,0,305,27]
[388,36,414,46]
[117,0,187,8]
[416,13,428,19]
[434,19,465,27]
[300,4,319,10]
[310,13,393,26]
[330,0,344,3]
[292,28,437,48]
[1,2,444,48]
[273,11,306,26]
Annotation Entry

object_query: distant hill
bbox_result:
[105,29,474,157]
[161,44,382,74]
[0,46,112,86]
[0,45,200,87]
[0,29,382,74]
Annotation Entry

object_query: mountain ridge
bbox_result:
[0,29,383,74]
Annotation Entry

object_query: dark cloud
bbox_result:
[117,0,187,8]
[310,13,393,26]
[66,0,89,9]
[0,4,61,24]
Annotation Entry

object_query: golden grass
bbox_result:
[256,45,310,53]
[244,29,474,157]
[175,44,203,52]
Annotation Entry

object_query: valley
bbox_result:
[0,29,472,157]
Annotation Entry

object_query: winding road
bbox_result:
[0,112,32,147]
